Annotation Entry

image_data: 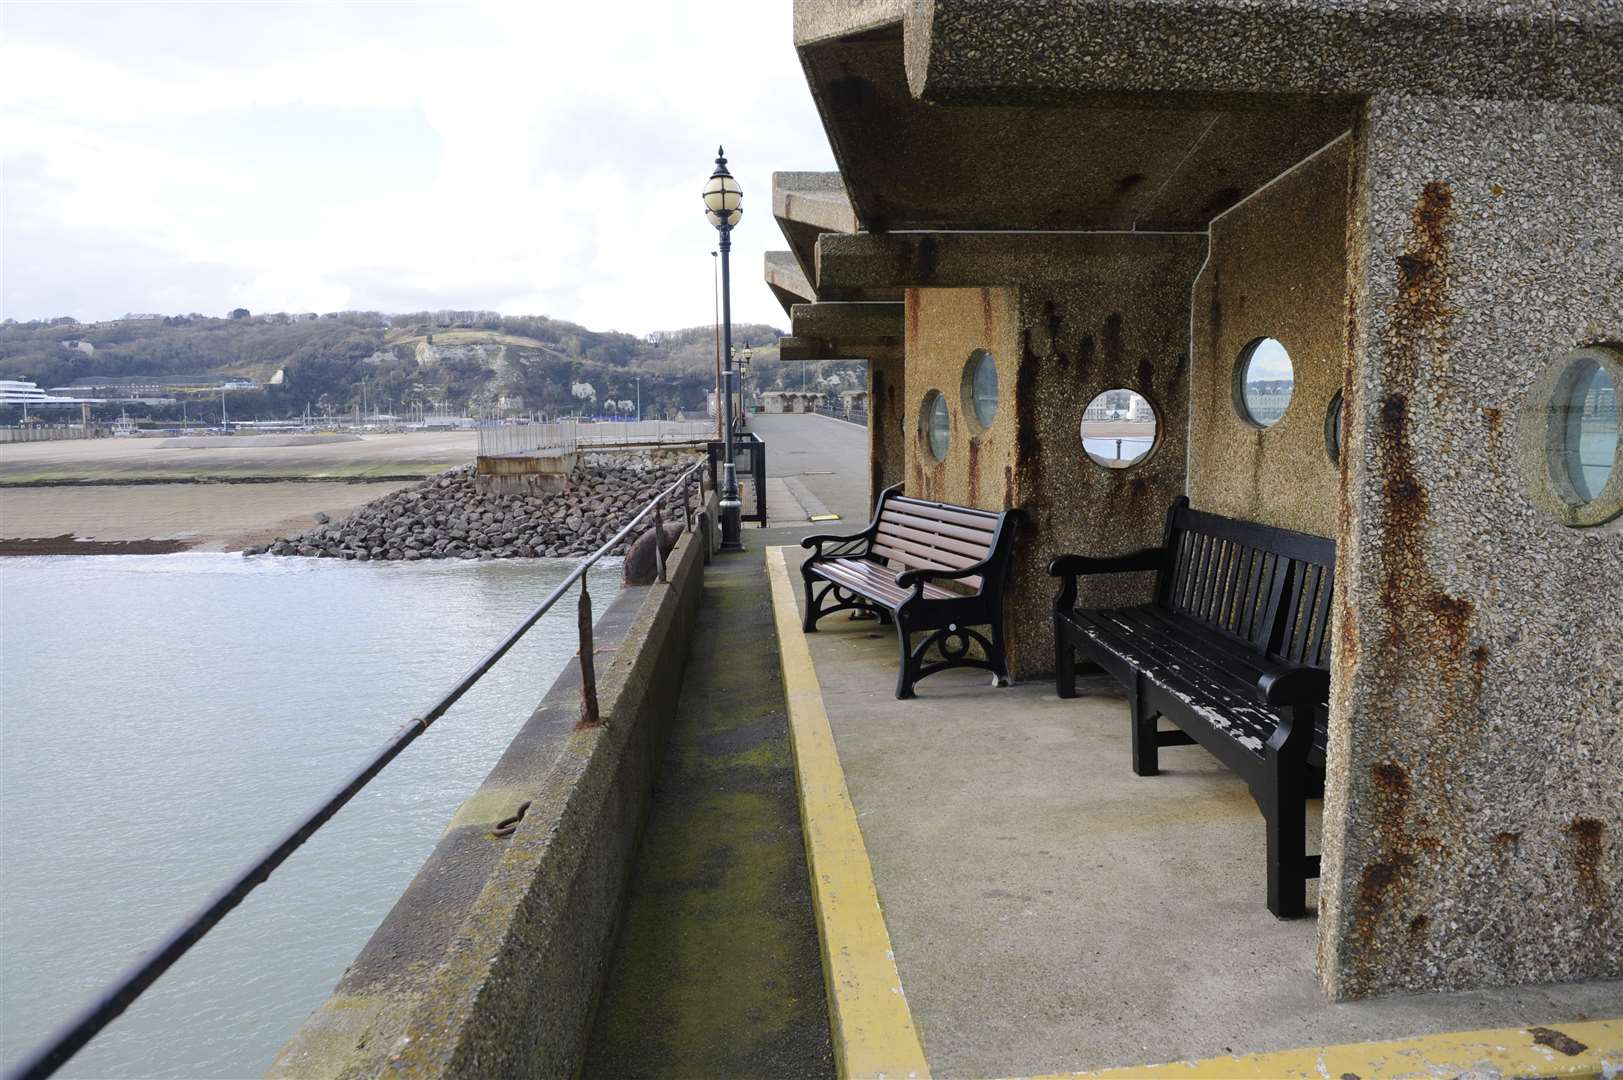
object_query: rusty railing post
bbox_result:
[578,579,599,726]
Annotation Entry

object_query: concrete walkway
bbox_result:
[580,416,867,1078]
[779,578,1623,1078]
[580,546,833,1078]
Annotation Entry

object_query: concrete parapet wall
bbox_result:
[269,528,705,1079]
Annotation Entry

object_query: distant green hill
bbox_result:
[0,310,837,422]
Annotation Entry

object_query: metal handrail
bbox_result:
[5,459,709,1080]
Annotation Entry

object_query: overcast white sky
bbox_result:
[0,1,835,333]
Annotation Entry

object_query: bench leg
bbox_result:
[1130,693,1160,777]
[1261,767,1310,918]
[1055,618,1076,699]
[989,622,1011,688]
[894,619,917,700]
[800,565,822,632]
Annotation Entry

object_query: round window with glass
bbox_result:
[962,349,999,431]
[921,390,950,461]
[1520,345,1622,528]
[1080,389,1157,468]
[1549,351,1619,506]
[1236,337,1295,427]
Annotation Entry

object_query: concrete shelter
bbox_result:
[769,0,1621,1002]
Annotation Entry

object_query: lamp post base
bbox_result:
[719,496,744,551]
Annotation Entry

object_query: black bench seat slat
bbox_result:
[802,485,1019,699]
[1050,496,1336,918]
[1070,608,1282,755]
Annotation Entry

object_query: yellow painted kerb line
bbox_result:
[1019,1018,1621,1079]
[767,545,931,1080]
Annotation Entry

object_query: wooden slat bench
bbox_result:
[801,485,1021,699]
[1049,496,1336,917]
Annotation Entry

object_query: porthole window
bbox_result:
[920,390,950,461]
[1081,389,1157,469]
[962,349,999,431]
[1236,337,1294,427]
[1557,359,1617,503]
[1519,345,1622,528]
[1326,390,1345,465]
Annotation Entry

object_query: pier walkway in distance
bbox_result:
[580,413,867,1078]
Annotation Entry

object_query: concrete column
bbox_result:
[867,345,904,512]
[900,233,1207,677]
[1318,94,1623,1000]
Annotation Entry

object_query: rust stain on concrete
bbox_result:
[1565,816,1607,911]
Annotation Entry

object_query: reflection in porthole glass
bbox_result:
[1559,359,1618,503]
[922,390,950,461]
[1080,389,1157,468]
[1238,338,1294,427]
[966,349,998,429]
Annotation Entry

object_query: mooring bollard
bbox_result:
[654,496,668,584]
[578,579,599,726]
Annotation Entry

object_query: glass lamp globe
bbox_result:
[703,146,743,229]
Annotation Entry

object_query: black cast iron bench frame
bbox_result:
[1049,496,1335,917]
[801,485,1021,700]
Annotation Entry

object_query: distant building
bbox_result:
[1,380,100,407]
[60,339,95,355]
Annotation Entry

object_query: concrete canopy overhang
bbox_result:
[813,231,1208,299]
[792,12,1360,233]
[778,335,847,363]
[790,301,902,349]
[904,1,1623,108]
[765,251,815,316]
[771,172,901,307]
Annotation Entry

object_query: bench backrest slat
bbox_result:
[868,490,1006,594]
[1158,498,1336,669]
[877,518,990,561]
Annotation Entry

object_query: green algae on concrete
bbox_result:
[581,549,834,1079]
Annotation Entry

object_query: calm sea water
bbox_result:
[0,553,620,1079]
[1082,435,1153,464]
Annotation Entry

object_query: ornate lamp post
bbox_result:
[704,146,744,550]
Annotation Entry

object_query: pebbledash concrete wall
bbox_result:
[867,347,905,511]
[269,521,707,1078]
[1189,135,1351,541]
[1320,95,1623,1000]
[900,238,1205,677]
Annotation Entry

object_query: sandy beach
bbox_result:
[0,432,474,554]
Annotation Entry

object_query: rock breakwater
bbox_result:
[248,461,699,561]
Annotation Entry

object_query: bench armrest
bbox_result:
[1256,665,1330,706]
[800,527,874,557]
[1049,548,1167,612]
[895,562,989,589]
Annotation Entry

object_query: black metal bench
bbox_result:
[1049,496,1335,917]
[801,485,1021,700]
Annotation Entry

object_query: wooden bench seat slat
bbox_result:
[876,519,991,561]
[815,558,956,605]
[870,542,985,591]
